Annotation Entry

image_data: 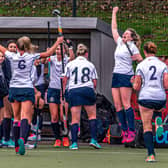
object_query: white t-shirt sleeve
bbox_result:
[135,63,143,76]
[131,44,140,55]
[117,37,122,45]
[5,51,14,59]
[33,53,40,60]
[64,63,70,78]
[91,65,98,79]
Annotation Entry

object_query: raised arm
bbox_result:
[40,36,64,58]
[66,39,75,61]
[111,6,120,43]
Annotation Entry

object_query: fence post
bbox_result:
[72,0,76,17]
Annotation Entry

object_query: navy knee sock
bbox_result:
[3,118,11,141]
[144,131,155,156]
[117,109,128,131]
[20,119,30,143]
[125,107,135,131]
[13,122,20,147]
[39,115,43,130]
[89,119,97,140]
[51,122,60,140]
[25,124,31,144]
[70,123,78,143]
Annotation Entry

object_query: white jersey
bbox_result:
[31,64,45,86]
[113,37,140,75]
[136,56,168,101]
[5,51,40,88]
[49,54,69,89]
[64,56,98,90]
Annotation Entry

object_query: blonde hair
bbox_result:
[127,28,141,50]
[76,43,88,56]
[143,41,157,54]
[16,36,36,53]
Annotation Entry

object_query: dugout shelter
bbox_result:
[0,17,116,102]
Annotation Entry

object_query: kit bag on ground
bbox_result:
[107,122,122,144]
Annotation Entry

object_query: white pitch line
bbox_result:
[0,149,167,156]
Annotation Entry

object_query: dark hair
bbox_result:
[127,28,141,50]
[6,40,16,48]
[143,41,157,54]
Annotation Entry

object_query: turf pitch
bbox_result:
[0,143,168,168]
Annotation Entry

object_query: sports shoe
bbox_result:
[53,139,61,147]
[69,142,78,150]
[18,138,25,155]
[62,137,70,147]
[31,124,41,133]
[0,140,2,148]
[126,130,136,143]
[155,117,164,137]
[145,154,156,162]
[28,133,41,141]
[121,130,128,144]
[2,139,15,148]
[25,143,35,149]
[89,138,101,149]
[15,146,19,154]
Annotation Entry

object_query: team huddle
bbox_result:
[0,34,101,155]
[0,6,167,162]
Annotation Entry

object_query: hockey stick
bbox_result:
[34,98,40,148]
[52,9,68,136]
[47,21,51,81]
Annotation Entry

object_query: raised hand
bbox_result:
[113,6,119,14]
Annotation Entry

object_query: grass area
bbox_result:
[0,0,168,55]
[0,144,168,168]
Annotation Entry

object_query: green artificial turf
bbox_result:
[0,144,168,168]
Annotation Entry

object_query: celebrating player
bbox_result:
[133,42,168,162]
[0,35,63,155]
[111,6,142,144]
[63,43,101,150]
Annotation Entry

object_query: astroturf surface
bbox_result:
[0,143,168,168]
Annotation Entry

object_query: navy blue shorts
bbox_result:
[8,88,35,104]
[111,73,133,88]
[0,98,4,108]
[138,99,166,110]
[47,88,61,104]
[35,84,46,100]
[68,87,96,107]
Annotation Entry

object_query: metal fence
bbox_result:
[0,0,168,55]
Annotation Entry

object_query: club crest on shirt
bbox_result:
[50,97,55,102]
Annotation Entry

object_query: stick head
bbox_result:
[52,9,60,16]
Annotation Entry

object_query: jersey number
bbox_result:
[18,60,26,70]
[72,67,90,84]
[149,66,157,80]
